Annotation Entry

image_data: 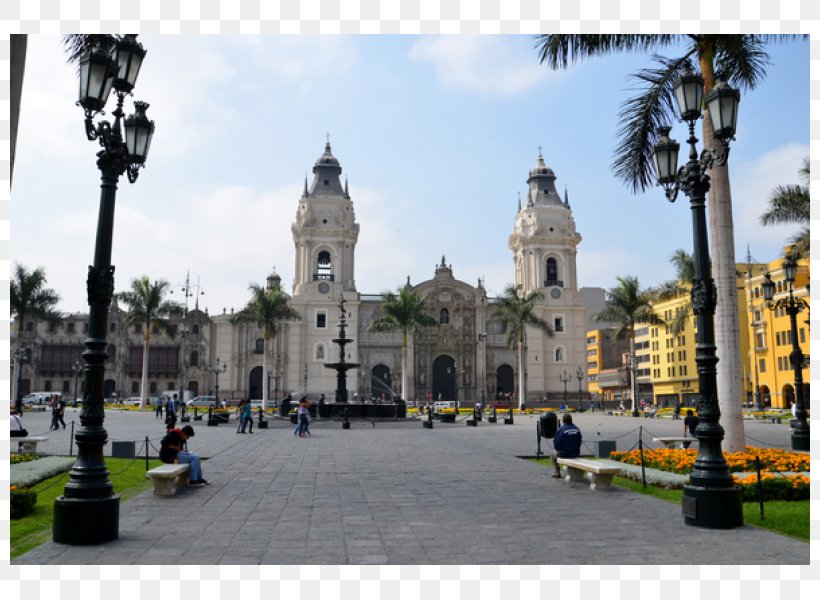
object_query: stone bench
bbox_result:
[653,436,697,449]
[556,458,621,491]
[146,463,190,496]
[12,436,49,453]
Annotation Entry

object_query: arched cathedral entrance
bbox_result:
[432,355,456,402]
[249,366,262,399]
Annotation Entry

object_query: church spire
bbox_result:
[564,185,570,208]
[517,191,521,212]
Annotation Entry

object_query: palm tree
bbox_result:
[10,263,62,409]
[232,281,301,404]
[118,276,181,409]
[368,285,437,402]
[490,284,554,410]
[594,276,658,416]
[761,157,810,258]
[10,263,62,336]
[534,34,799,449]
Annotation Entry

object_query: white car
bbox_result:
[250,399,278,409]
[124,397,143,406]
[186,396,219,408]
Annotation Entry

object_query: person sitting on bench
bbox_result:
[159,425,208,486]
[552,413,582,478]
[10,407,27,438]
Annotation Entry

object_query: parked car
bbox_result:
[186,395,219,408]
[22,392,57,406]
[250,399,278,409]
[124,397,143,406]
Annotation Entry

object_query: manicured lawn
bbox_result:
[11,457,162,560]
[532,458,809,542]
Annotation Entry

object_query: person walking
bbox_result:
[241,399,253,434]
[55,395,66,429]
[551,413,582,478]
[294,396,311,437]
[49,396,60,431]
[165,393,178,431]
[154,395,164,419]
[236,399,246,433]
[683,409,699,438]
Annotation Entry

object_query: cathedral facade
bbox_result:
[13,144,588,406]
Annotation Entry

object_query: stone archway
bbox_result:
[432,355,456,402]
[782,384,795,410]
[496,364,514,399]
[249,366,262,399]
[371,364,392,400]
[760,385,771,407]
[104,379,116,399]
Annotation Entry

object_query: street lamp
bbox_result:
[170,271,204,405]
[53,35,155,545]
[72,359,83,406]
[213,357,227,407]
[559,370,571,408]
[761,255,810,451]
[652,63,742,529]
[11,347,27,414]
[575,366,584,412]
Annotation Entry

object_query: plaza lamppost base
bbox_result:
[53,494,120,545]
[682,484,743,529]
[791,427,809,452]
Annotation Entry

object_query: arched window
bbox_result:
[254,338,265,354]
[546,258,559,285]
[149,381,157,394]
[192,324,200,335]
[440,308,449,324]
[317,250,332,280]
[62,380,71,393]
[555,347,565,363]
[131,381,139,394]
[44,380,52,391]
[190,351,199,367]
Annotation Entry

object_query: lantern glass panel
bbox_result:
[762,275,775,302]
[783,260,797,284]
[673,74,703,120]
[653,141,679,183]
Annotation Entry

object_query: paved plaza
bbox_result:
[11,408,809,565]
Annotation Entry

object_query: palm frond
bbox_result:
[611,53,695,194]
[760,184,810,226]
[670,249,695,282]
[712,35,770,90]
[788,227,810,259]
[534,35,675,68]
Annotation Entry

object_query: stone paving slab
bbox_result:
[11,410,808,565]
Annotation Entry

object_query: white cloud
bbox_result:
[409,36,553,96]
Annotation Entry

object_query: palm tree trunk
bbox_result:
[517,333,525,409]
[262,336,269,404]
[140,336,150,409]
[629,332,638,415]
[401,331,408,402]
[703,110,746,452]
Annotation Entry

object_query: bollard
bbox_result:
[504,406,514,425]
[467,406,477,427]
[342,407,350,430]
[145,435,150,472]
[69,420,75,456]
[638,426,647,488]
[488,405,497,423]
[756,455,765,520]
[536,422,542,458]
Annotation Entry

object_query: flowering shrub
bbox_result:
[609,447,809,475]
[10,453,38,465]
[733,473,810,501]
[10,485,37,519]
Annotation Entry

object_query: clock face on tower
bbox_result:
[550,287,562,299]
[318,282,330,294]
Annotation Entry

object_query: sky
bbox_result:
[11,35,810,316]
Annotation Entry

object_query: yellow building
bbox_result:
[585,328,629,403]
[746,256,810,409]
[645,264,761,407]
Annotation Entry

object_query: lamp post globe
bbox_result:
[53,35,154,545]
[651,63,743,529]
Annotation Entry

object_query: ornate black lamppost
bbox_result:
[761,255,810,451]
[652,63,742,528]
[12,347,27,414]
[170,271,204,406]
[559,370,571,408]
[53,35,154,545]
[213,357,227,407]
[575,366,584,412]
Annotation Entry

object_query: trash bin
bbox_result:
[112,440,136,458]
[590,440,616,458]
[539,412,558,438]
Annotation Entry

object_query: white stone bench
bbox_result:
[146,463,190,496]
[13,436,49,453]
[653,436,697,449]
[556,458,621,491]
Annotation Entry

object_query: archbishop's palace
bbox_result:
[15,142,608,405]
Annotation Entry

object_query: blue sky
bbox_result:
[12,35,810,314]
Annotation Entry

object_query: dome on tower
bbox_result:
[308,138,345,197]
[525,149,562,207]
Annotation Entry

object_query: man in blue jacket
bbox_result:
[552,413,582,478]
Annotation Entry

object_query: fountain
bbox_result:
[323,297,360,404]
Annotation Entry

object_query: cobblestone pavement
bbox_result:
[11,409,809,565]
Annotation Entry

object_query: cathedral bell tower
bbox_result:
[508,150,586,401]
[289,139,361,397]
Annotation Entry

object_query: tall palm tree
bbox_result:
[232,281,301,404]
[368,285,437,402]
[118,276,181,409]
[534,34,799,449]
[490,284,554,410]
[594,276,658,416]
[761,157,810,258]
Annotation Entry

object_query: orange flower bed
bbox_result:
[609,446,809,474]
